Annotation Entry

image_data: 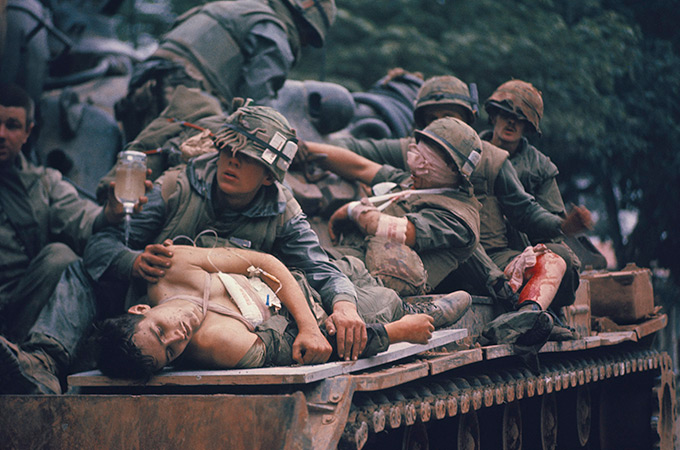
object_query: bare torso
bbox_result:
[147,246,259,368]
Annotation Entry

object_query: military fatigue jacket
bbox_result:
[0,153,104,295]
[480,131,565,216]
[362,165,481,289]
[157,0,299,106]
[85,152,357,314]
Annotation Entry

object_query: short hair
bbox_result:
[0,83,35,128]
[95,313,157,381]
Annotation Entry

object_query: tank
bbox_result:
[0,175,675,449]
[0,19,674,442]
[0,287,673,449]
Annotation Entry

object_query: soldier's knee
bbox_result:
[38,243,78,273]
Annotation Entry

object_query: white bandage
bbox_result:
[348,200,378,223]
[375,215,408,244]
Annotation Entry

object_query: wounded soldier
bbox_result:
[95,244,471,380]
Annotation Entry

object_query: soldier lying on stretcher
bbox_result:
[95,244,471,380]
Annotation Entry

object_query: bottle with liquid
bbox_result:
[114,150,147,214]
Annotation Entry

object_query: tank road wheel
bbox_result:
[557,385,591,448]
[597,371,655,449]
[401,422,429,450]
[651,354,676,450]
[477,402,521,450]
[457,411,481,450]
[523,393,558,450]
[502,401,522,450]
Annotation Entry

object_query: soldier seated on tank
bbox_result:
[309,116,483,300]
[300,76,594,345]
[94,244,471,380]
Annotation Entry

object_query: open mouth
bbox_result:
[221,171,238,181]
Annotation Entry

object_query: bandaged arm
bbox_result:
[347,201,417,247]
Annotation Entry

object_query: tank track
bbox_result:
[340,347,675,450]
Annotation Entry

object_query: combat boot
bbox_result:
[403,291,472,329]
[0,335,61,394]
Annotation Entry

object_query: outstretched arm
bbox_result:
[170,245,332,365]
[304,141,382,184]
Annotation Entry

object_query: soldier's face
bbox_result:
[0,105,32,164]
[129,301,203,371]
[419,105,469,128]
[492,110,526,150]
[408,141,460,189]
[216,150,274,208]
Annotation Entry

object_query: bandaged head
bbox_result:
[412,116,482,183]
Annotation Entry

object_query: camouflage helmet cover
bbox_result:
[214,105,298,182]
[414,116,483,182]
[485,79,543,134]
[285,0,336,48]
[414,75,479,129]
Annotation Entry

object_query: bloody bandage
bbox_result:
[375,214,408,244]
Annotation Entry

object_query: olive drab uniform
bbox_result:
[115,0,312,141]
[0,153,105,340]
[155,1,301,108]
[470,141,512,251]
[379,189,481,289]
[480,131,564,218]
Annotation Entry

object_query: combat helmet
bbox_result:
[413,75,479,129]
[284,0,336,48]
[213,105,298,182]
[414,116,482,182]
[485,79,543,135]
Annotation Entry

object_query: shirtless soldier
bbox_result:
[96,244,470,380]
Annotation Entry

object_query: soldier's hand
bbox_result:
[324,301,367,361]
[393,314,434,344]
[328,203,351,244]
[103,173,153,224]
[561,205,593,236]
[132,243,174,283]
[292,328,333,365]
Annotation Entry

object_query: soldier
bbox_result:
[482,80,562,214]
[95,244,469,380]
[115,0,336,142]
[0,83,147,340]
[302,75,591,345]
[480,80,591,319]
[325,116,483,297]
[0,105,368,394]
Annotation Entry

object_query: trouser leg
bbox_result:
[5,243,79,341]
[24,259,98,373]
[333,255,404,323]
[438,244,506,295]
